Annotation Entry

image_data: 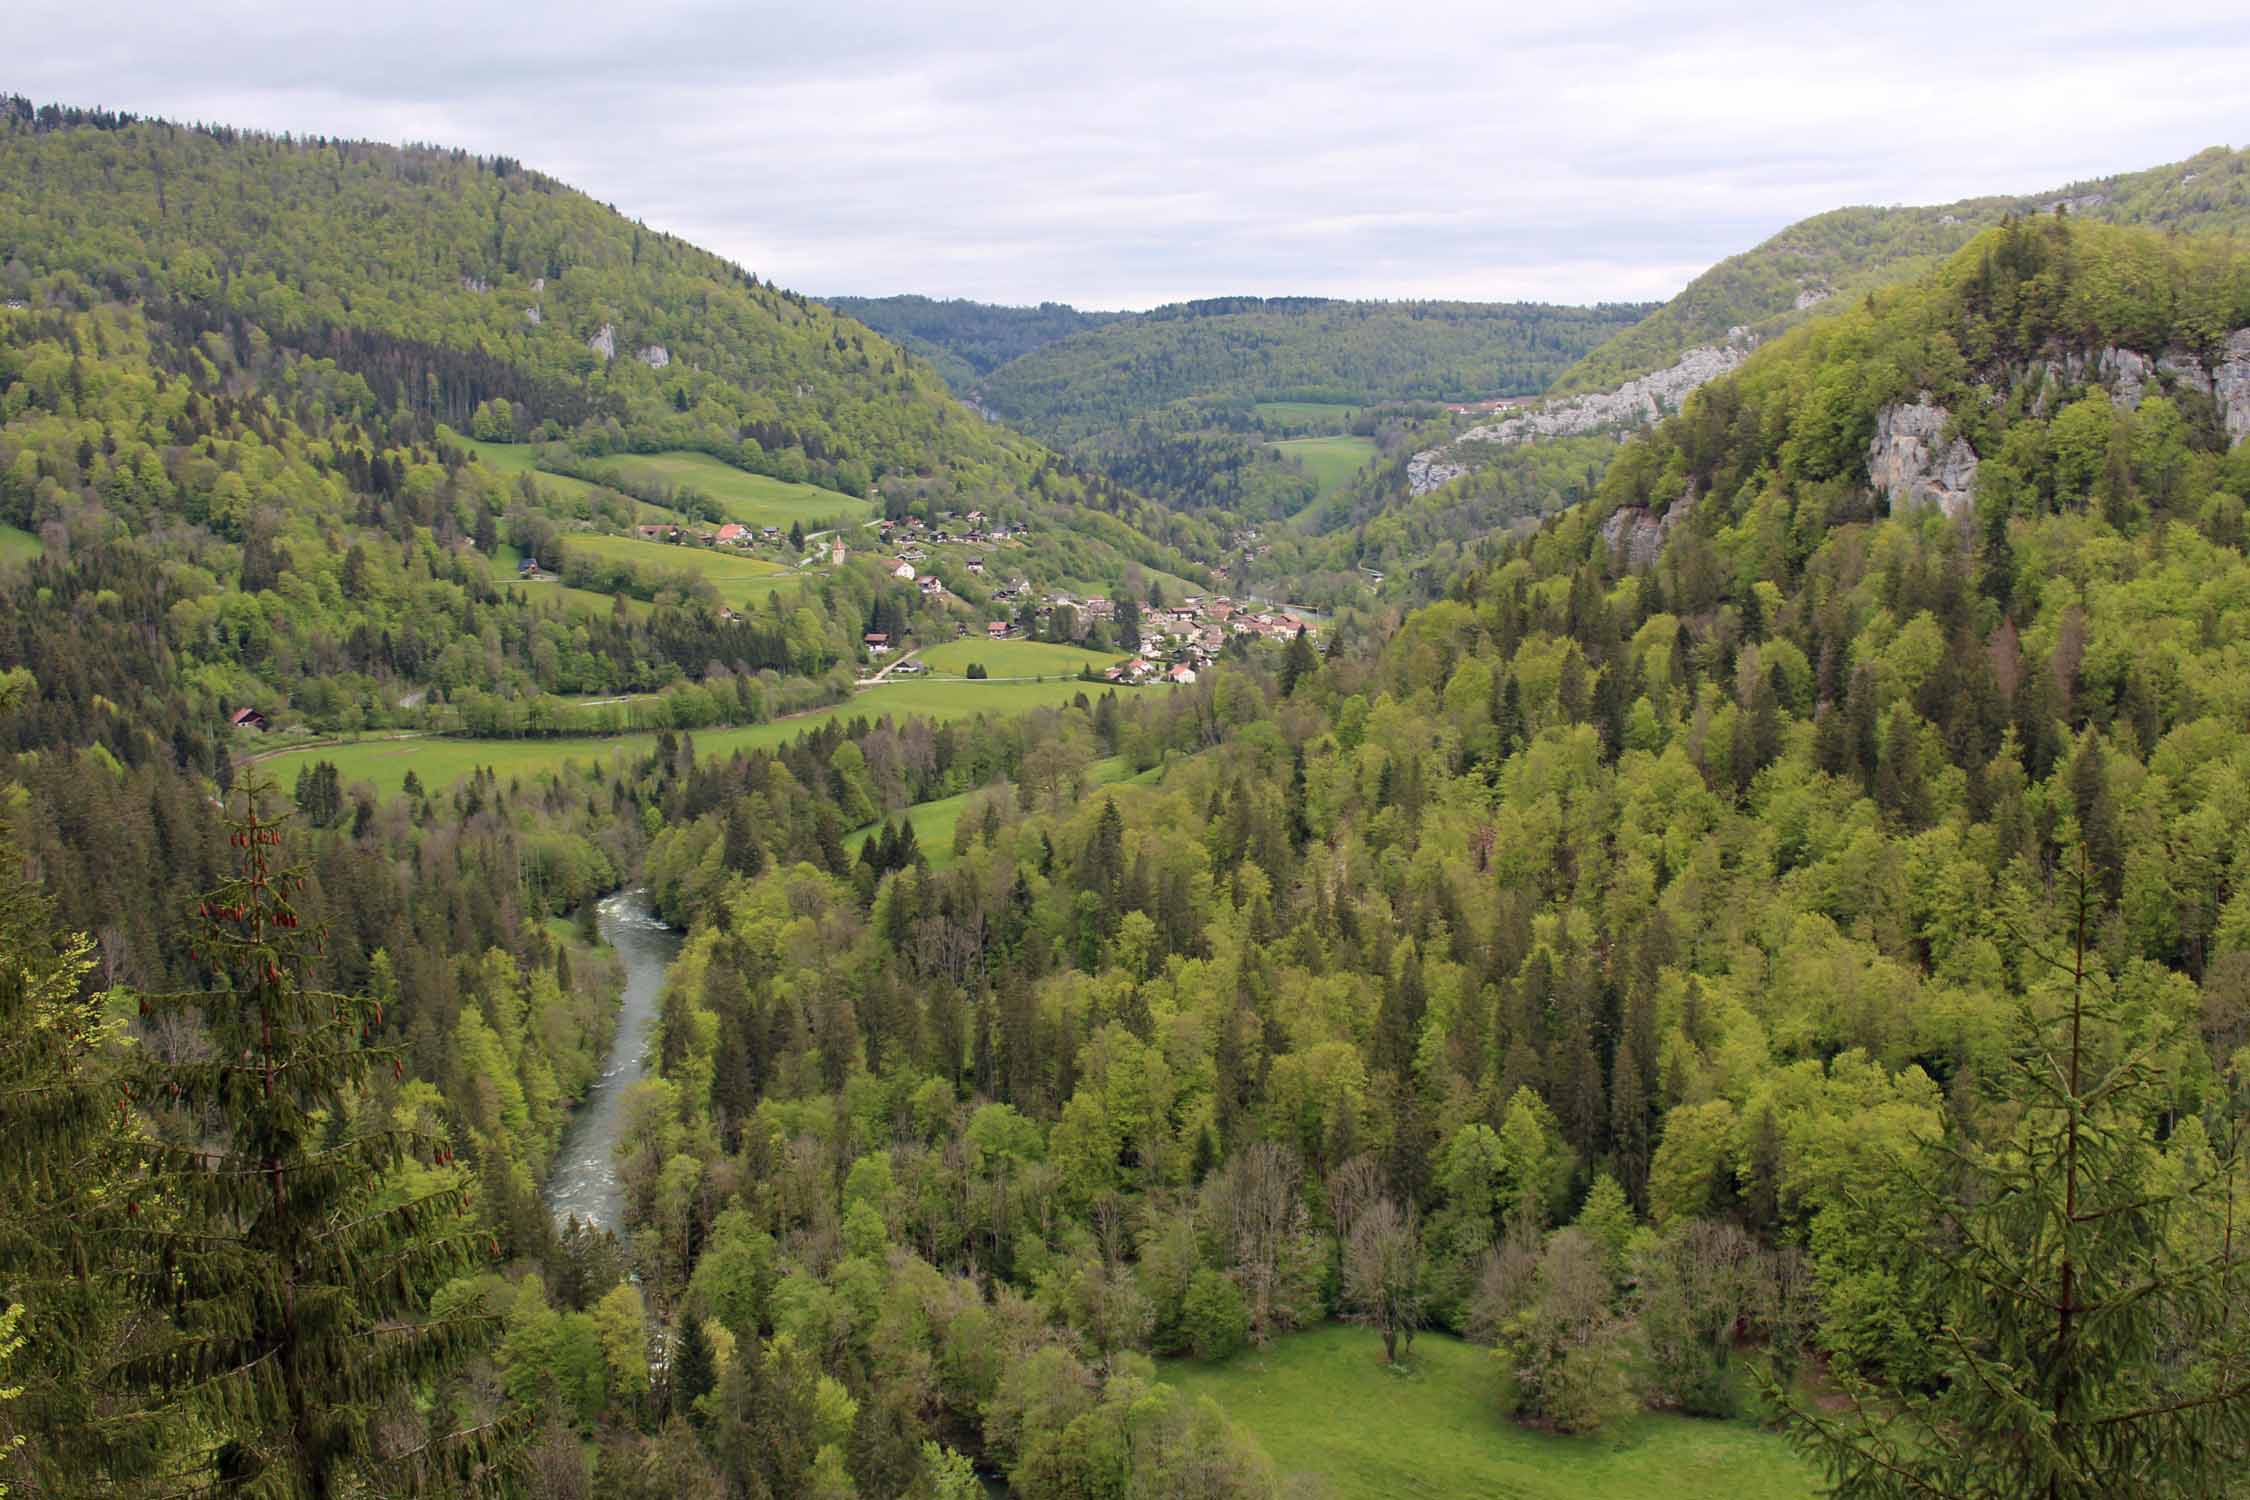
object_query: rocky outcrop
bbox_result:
[1794,286,1832,312]
[637,344,670,369]
[523,306,543,326]
[1598,502,1683,569]
[1406,454,1468,494]
[587,323,616,360]
[2028,331,2250,444]
[2216,330,2250,446]
[1869,401,1978,520]
[459,274,490,293]
[1406,343,1749,494]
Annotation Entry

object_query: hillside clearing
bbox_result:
[0,523,42,563]
[1271,435,1377,498]
[600,451,874,530]
[563,533,798,606]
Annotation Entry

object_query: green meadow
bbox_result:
[845,754,1160,867]
[1163,1325,1813,1500]
[457,435,607,504]
[261,677,1141,801]
[0,523,41,563]
[496,580,652,619]
[459,437,866,531]
[915,638,1123,678]
[1271,434,1378,497]
[600,451,873,531]
[563,533,798,607]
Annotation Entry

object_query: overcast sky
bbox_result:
[12,1,2247,309]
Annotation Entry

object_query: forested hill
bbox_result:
[979,296,1653,444]
[821,294,1128,391]
[0,102,1055,496]
[0,95,1221,585]
[0,103,1223,764]
[1551,142,2250,396]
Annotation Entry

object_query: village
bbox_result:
[546,493,1318,682]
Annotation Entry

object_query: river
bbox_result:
[543,889,682,1233]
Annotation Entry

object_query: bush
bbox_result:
[1181,1269,1250,1363]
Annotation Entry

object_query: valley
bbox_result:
[5,80,2250,1500]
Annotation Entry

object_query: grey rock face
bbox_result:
[588,323,616,360]
[1598,503,1682,569]
[637,345,670,369]
[1869,402,1979,520]
[524,306,543,326]
[1407,343,1748,495]
[2216,330,2250,446]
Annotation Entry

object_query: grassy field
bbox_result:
[1254,401,1361,430]
[601,452,873,531]
[916,638,1123,678]
[1164,1325,1813,1500]
[564,534,798,607]
[497,580,652,618]
[844,754,1159,867]
[0,524,41,564]
[459,437,866,532]
[258,678,1139,801]
[1271,435,1378,498]
[457,435,607,505]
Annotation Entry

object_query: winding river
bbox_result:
[544,890,682,1233]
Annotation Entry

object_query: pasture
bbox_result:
[259,677,1141,801]
[599,451,873,531]
[1271,435,1378,498]
[457,436,607,505]
[915,638,1123,679]
[1163,1324,1813,1500]
[0,524,42,564]
[564,534,797,607]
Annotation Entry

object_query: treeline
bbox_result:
[982,298,1652,447]
[821,294,1128,390]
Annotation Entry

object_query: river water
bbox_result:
[543,890,682,1233]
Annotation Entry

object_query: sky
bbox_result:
[12,0,2248,309]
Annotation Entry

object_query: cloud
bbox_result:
[10,0,2245,307]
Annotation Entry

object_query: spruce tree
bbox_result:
[0,837,170,1492]
[1772,858,2250,1497]
[115,778,507,1498]
[672,1315,717,1424]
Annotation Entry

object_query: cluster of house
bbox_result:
[634,521,788,548]
[1105,657,1201,686]
[875,510,1029,552]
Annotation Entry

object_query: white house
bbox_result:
[893,561,917,581]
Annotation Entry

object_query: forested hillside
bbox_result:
[821,295,1128,391]
[834,294,1648,537]
[980,298,1651,444]
[1552,143,2250,396]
